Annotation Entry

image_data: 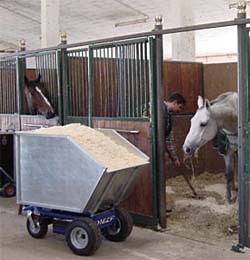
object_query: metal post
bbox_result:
[57,32,68,125]
[58,32,69,125]
[232,0,250,248]
[17,39,26,130]
[154,16,166,229]
[88,46,94,127]
[149,36,160,227]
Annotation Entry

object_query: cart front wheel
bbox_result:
[26,216,48,238]
[102,207,133,242]
[65,218,102,256]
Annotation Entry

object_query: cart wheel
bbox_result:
[2,183,16,197]
[65,218,102,256]
[26,215,48,239]
[102,207,133,242]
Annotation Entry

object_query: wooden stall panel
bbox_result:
[68,56,88,117]
[92,120,152,217]
[203,62,237,100]
[163,61,203,114]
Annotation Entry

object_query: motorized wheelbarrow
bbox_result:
[15,128,149,256]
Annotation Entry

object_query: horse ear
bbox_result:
[24,75,29,85]
[197,96,203,108]
[205,99,211,109]
[37,73,41,82]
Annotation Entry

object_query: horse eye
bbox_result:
[200,122,207,127]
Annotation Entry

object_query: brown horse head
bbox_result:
[24,74,55,119]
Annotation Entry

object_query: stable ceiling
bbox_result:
[0,0,249,59]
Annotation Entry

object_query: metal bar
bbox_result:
[84,50,88,117]
[2,18,250,59]
[127,44,131,117]
[23,123,48,128]
[143,42,147,115]
[247,29,250,248]
[155,23,166,229]
[237,15,249,247]
[98,49,102,117]
[111,47,115,117]
[106,48,110,116]
[88,46,94,126]
[149,36,159,227]
[62,48,69,124]
[56,50,63,125]
[77,51,81,116]
[135,43,139,117]
[131,44,135,117]
[96,128,139,134]
[139,42,143,117]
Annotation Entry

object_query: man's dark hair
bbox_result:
[167,92,186,106]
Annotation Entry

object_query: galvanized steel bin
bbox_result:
[15,129,149,214]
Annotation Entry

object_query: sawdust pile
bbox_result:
[166,172,238,242]
[31,124,148,172]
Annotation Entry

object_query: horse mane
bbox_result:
[210,92,236,105]
[208,92,238,133]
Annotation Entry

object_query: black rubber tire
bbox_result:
[2,183,15,197]
[65,218,102,256]
[26,216,48,239]
[102,207,133,242]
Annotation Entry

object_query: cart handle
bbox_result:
[97,128,140,134]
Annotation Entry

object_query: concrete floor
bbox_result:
[0,197,250,260]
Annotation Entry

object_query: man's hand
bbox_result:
[173,159,181,167]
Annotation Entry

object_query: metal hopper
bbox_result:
[15,129,149,214]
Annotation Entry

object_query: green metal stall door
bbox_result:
[246,29,250,247]
[60,38,160,228]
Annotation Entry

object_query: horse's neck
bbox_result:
[24,87,34,114]
[210,103,238,134]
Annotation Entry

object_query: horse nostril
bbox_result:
[185,147,191,154]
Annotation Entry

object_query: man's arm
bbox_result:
[165,131,180,166]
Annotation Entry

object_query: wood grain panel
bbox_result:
[92,119,152,216]
[203,62,237,100]
[163,61,203,114]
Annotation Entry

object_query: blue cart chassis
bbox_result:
[24,206,116,234]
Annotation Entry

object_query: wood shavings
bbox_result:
[32,123,147,172]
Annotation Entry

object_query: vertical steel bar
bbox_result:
[98,48,102,117]
[127,44,131,117]
[120,45,124,117]
[135,43,139,117]
[106,48,110,116]
[154,18,166,229]
[124,44,128,117]
[149,36,159,228]
[139,42,143,117]
[62,47,69,124]
[72,51,77,116]
[111,46,115,117]
[85,50,89,117]
[88,46,93,126]
[131,44,135,117]
[0,63,2,112]
[237,10,249,247]
[80,50,84,116]
[56,50,63,124]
